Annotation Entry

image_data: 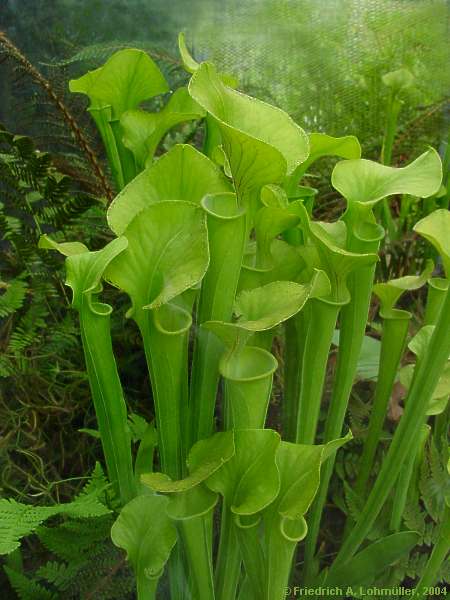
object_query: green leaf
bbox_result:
[234,277,328,331]
[69,49,168,118]
[206,429,281,515]
[189,62,308,218]
[326,531,419,588]
[141,431,235,492]
[333,149,442,208]
[107,144,231,235]
[120,88,205,169]
[414,209,450,277]
[307,133,361,165]
[178,32,200,74]
[373,259,434,318]
[105,201,209,317]
[400,330,450,415]
[111,495,177,589]
[204,272,330,352]
[332,331,381,381]
[38,234,89,256]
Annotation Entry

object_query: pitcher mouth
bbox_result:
[152,302,192,336]
[202,192,246,220]
[220,345,278,381]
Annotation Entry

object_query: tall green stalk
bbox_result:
[295,298,342,444]
[282,314,304,441]
[80,306,136,505]
[189,193,246,446]
[40,236,137,507]
[138,304,192,480]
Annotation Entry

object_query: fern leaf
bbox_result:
[3,566,56,600]
[35,561,79,591]
[0,468,111,555]
[0,279,28,317]
[0,500,62,555]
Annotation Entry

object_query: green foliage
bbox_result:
[2,466,134,599]
[0,123,95,378]
[1,26,449,600]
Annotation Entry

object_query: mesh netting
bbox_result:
[184,0,449,147]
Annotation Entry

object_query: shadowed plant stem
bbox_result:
[80,307,136,506]
[331,285,450,568]
[303,261,378,581]
[138,304,191,481]
[414,505,450,599]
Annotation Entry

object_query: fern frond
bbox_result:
[3,567,56,600]
[0,468,111,555]
[0,279,27,317]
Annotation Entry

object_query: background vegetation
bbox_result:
[0,0,448,597]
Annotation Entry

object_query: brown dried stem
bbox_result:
[0,31,114,201]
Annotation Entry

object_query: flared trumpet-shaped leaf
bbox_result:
[166,485,218,521]
[239,239,305,291]
[141,431,235,492]
[286,133,361,195]
[69,49,168,118]
[257,434,351,600]
[254,203,301,268]
[206,429,281,515]
[62,237,128,311]
[261,184,289,209]
[269,433,352,529]
[307,133,361,165]
[299,205,378,302]
[414,209,450,277]
[178,32,238,87]
[204,272,330,353]
[332,148,442,209]
[189,62,308,217]
[120,88,205,170]
[107,144,231,235]
[373,259,434,318]
[234,274,330,330]
[111,494,177,597]
[105,201,209,316]
[382,68,414,93]
[40,236,136,504]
